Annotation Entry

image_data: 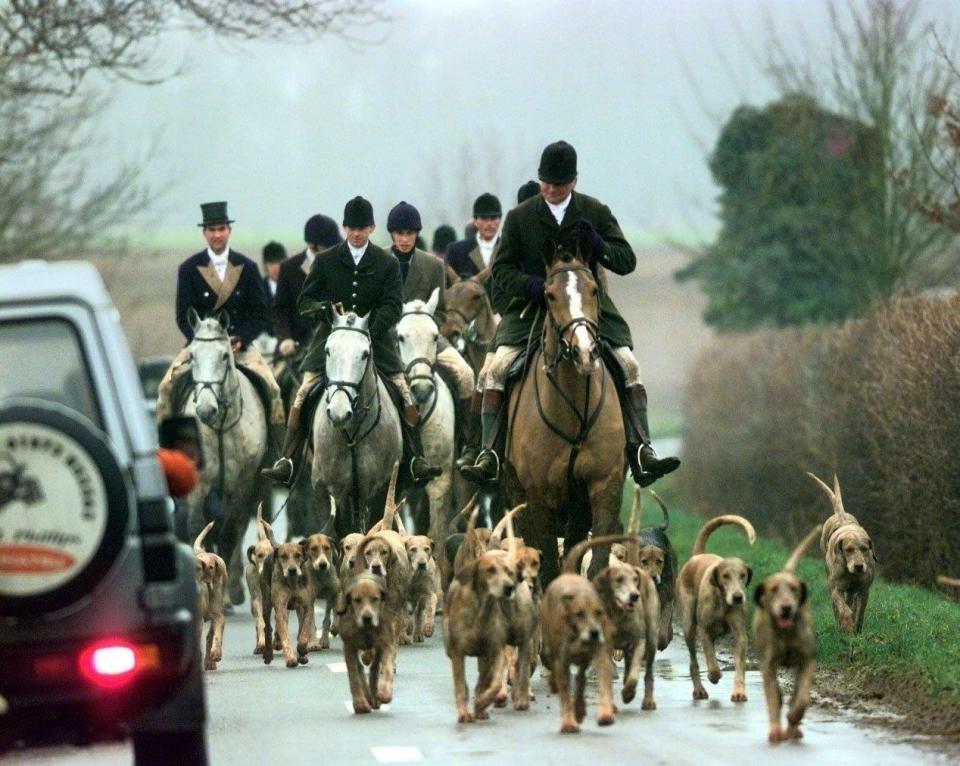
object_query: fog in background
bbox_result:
[90,0,882,248]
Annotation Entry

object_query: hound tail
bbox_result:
[446,491,480,536]
[938,575,960,589]
[563,534,640,575]
[256,503,277,545]
[625,487,642,564]
[193,521,215,554]
[692,515,756,556]
[649,489,670,531]
[807,471,846,517]
[380,461,401,534]
[784,525,822,574]
[489,504,526,550]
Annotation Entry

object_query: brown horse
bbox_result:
[504,244,625,586]
[441,278,498,380]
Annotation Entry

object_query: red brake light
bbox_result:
[77,639,159,688]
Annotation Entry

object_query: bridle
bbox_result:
[399,308,439,424]
[324,325,381,447]
[190,332,243,433]
[542,266,601,372]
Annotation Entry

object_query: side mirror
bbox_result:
[159,415,205,470]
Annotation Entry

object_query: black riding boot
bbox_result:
[261,404,304,486]
[624,384,680,487]
[402,403,443,486]
[455,391,483,468]
[460,389,503,484]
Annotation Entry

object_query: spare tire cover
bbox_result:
[0,399,130,616]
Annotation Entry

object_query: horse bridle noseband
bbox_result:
[324,325,381,446]
[190,334,243,432]
[444,306,486,347]
[399,308,440,423]
[543,267,600,371]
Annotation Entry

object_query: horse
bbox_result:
[309,311,403,538]
[441,278,497,381]
[179,309,269,604]
[396,289,456,544]
[504,241,625,586]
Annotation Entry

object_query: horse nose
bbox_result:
[412,382,433,403]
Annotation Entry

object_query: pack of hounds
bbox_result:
[190,469,960,743]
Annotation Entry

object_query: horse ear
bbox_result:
[187,307,201,332]
[354,313,370,331]
[541,237,560,269]
[425,287,439,316]
[216,309,230,331]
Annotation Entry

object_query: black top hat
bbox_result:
[432,224,457,253]
[262,241,287,263]
[387,201,423,232]
[304,214,342,247]
[343,196,375,228]
[538,141,578,184]
[473,193,502,219]
[517,180,540,204]
[198,201,234,227]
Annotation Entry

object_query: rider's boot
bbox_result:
[261,404,304,486]
[460,389,503,484]
[455,391,483,468]
[624,384,680,487]
[402,403,443,486]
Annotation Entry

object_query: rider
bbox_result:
[273,213,343,355]
[444,193,502,293]
[262,196,442,487]
[156,201,285,446]
[387,201,476,436]
[460,142,681,487]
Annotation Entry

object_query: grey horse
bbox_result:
[181,309,268,604]
[310,312,403,537]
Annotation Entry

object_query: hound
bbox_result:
[193,522,227,670]
[405,534,441,642]
[303,532,339,651]
[337,574,394,714]
[808,472,877,633]
[677,514,756,701]
[261,538,317,668]
[754,525,821,743]
[244,505,276,654]
[633,489,679,650]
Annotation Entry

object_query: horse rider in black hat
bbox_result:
[460,141,681,488]
[387,200,476,426]
[157,201,286,442]
[261,240,287,310]
[431,224,457,260]
[273,213,343,358]
[445,193,502,291]
[262,196,442,487]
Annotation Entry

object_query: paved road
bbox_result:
[6,590,951,764]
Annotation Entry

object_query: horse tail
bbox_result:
[489,503,526,550]
[447,491,480,536]
[563,534,639,575]
[784,525,822,574]
[193,521,215,554]
[692,515,756,556]
[649,489,670,531]
[806,471,846,517]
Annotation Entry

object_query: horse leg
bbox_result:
[426,473,452,547]
[585,472,624,581]
[523,500,560,586]
[219,500,249,606]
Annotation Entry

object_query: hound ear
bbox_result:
[799,581,808,606]
[745,566,753,585]
[187,307,202,332]
[216,309,230,331]
[834,535,846,559]
[335,591,349,616]
[753,584,765,606]
[246,545,255,564]
[710,566,721,589]
[870,540,879,564]
[298,538,309,551]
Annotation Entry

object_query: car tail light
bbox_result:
[76,639,161,689]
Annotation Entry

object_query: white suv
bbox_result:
[0,261,207,764]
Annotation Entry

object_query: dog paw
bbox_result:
[361,650,374,666]
[321,637,331,650]
[424,625,435,638]
[376,689,393,705]
[768,725,786,743]
[254,645,264,655]
[494,691,508,708]
[513,699,530,712]
[693,688,709,700]
[731,689,747,703]
[457,711,475,724]
[708,669,722,684]
[262,653,273,665]
[474,708,490,721]
[622,684,637,704]
[353,701,372,714]
[597,710,616,727]
[612,649,624,663]
[560,722,580,734]
[574,699,587,723]
[785,724,803,740]
[285,658,299,668]
[641,699,657,711]
[203,659,217,671]
[209,649,222,662]
[298,655,309,665]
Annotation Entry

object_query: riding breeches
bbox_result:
[292,371,416,412]
[436,346,476,400]
[156,346,285,425]
[480,344,642,392]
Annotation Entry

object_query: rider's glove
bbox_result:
[578,219,606,260]
[279,339,297,357]
[524,275,546,304]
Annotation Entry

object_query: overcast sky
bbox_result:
[93,0,957,249]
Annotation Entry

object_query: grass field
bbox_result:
[621,479,960,734]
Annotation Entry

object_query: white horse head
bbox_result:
[325,312,372,427]
[397,289,440,405]
[187,308,236,426]
[250,331,278,365]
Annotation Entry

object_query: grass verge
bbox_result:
[621,482,960,738]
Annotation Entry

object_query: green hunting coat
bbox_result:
[491,191,636,349]
[298,241,404,375]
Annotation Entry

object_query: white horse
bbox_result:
[311,312,403,537]
[397,289,456,544]
[182,310,268,604]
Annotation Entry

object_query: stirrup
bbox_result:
[455,444,481,468]
[261,457,294,486]
[460,449,500,484]
[410,456,442,485]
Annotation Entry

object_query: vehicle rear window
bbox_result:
[0,318,103,428]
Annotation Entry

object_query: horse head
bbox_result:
[441,278,495,354]
[398,289,440,405]
[542,235,601,376]
[325,312,372,427]
[187,309,236,426]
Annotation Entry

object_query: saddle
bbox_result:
[169,360,275,434]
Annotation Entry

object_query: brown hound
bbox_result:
[809,472,877,633]
[193,522,227,670]
[303,532,340,651]
[244,505,276,654]
[540,535,637,734]
[404,534,441,643]
[754,525,822,743]
[337,573,394,714]
[677,514,756,701]
[261,538,317,668]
